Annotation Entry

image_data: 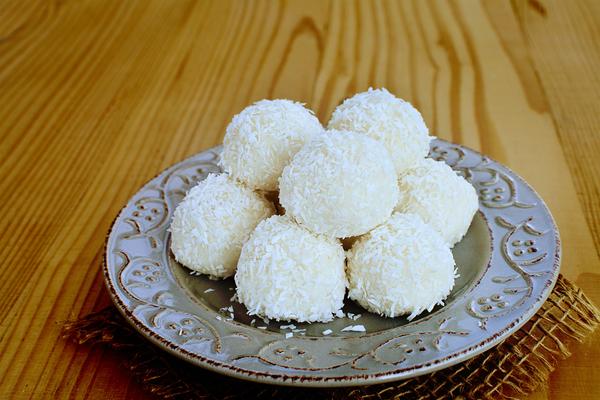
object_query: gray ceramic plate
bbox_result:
[103,139,560,387]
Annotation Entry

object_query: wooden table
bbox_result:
[1,0,599,398]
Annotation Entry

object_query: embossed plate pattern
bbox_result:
[103,139,560,387]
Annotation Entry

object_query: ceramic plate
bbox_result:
[103,139,560,387]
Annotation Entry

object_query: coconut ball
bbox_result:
[170,174,275,279]
[220,99,323,191]
[395,158,478,246]
[279,130,399,238]
[328,88,431,173]
[235,215,347,322]
[347,213,456,320]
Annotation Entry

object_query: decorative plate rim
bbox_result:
[103,139,561,387]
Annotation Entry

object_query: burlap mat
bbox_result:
[64,275,599,400]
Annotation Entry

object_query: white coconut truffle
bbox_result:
[395,158,478,246]
[220,99,323,191]
[279,130,399,238]
[235,215,347,322]
[328,88,431,173]
[170,174,275,279]
[347,213,456,320]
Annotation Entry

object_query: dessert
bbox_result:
[395,158,478,246]
[220,99,323,191]
[328,88,431,174]
[170,174,275,279]
[347,212,456,320]
[279,130,399,238]
[235,215,347,322]
[170,89,480,324]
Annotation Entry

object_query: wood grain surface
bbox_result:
[1,0,599,398]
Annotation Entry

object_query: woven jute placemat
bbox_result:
[64,275,599,400]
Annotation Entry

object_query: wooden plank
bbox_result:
[511,0,600,259]
[485,1,600,399]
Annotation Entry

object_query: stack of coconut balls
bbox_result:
[170,88,478,324]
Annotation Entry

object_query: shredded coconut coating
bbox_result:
[279,130,399,238]
[347,213,456,320]
[235,215,347,322]
[327,88,431,174]
[395,158,478,246]
[220,99,323,191]
[170,174,275,279]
